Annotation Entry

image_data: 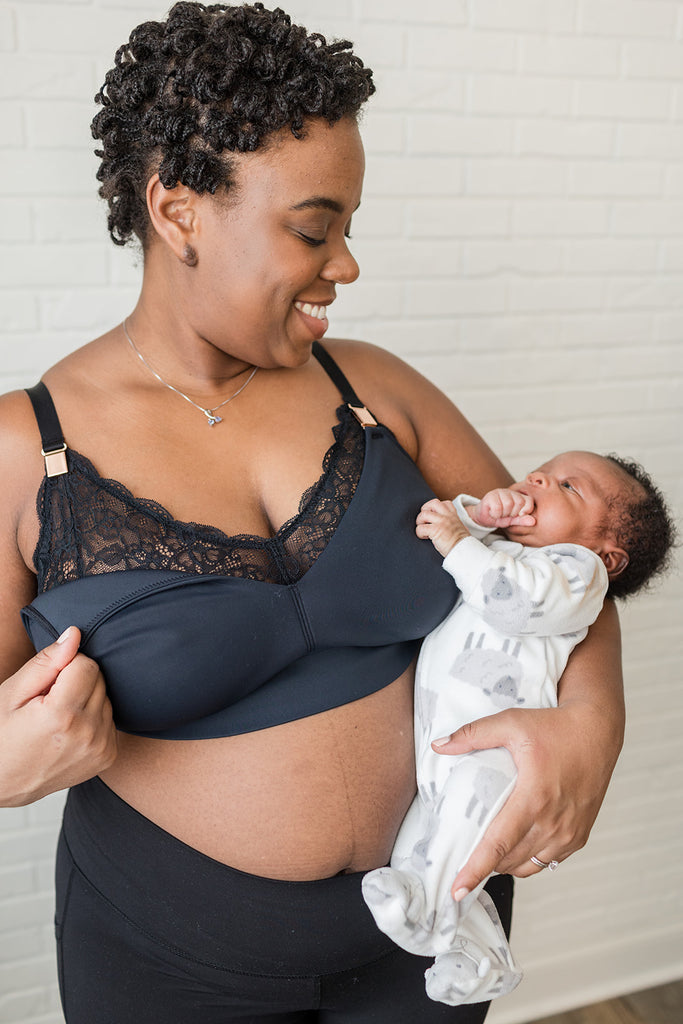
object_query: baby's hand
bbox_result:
[471,488,536,529]
[416,499,470,557]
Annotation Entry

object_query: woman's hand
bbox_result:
[435,703,617,898]
[436,602,624,899]
[0,627,118,807]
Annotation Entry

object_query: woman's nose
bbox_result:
[321,242,360,286]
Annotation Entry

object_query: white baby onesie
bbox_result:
[362,495,608,1006]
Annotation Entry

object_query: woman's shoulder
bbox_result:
[0,389,48,556]
[321,338,511,497]
[0,331,110,475]
[321,338,455,405]
[0,388,44,461]
[320,338,456,460]
[321,337,419,380]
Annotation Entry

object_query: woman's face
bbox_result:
[186,116,365,369]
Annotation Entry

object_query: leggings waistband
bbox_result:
[62,777,396,977]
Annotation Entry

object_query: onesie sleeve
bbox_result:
[452,494,497,542]
[442,537,609,637]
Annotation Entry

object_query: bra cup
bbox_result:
[24,573,305,733]
[22,429,459,739]
[300,433,453,647]
[82,582,305,733]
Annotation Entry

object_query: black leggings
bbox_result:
[56,778,513,1023]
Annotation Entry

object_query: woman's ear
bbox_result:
[145,174,198,263]
[602,546,629,580]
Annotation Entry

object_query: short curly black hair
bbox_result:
[604,454,677,600]
[91,2,375,247]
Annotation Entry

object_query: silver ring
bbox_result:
[530,856,559,871]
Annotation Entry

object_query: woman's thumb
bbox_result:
[9,627,81,706]
[431,717,497,756]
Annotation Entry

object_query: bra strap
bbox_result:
[312,342,378,428]
[25,382,69,477]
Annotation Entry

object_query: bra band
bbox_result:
[25,382,68,478]
[25,343,376,480]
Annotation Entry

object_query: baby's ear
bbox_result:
[602,546,629,579]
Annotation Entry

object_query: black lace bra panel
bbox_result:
[34,404,364,594]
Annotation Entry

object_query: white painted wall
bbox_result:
[1,2,681,1022]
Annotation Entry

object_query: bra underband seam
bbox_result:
[289,585,315,653]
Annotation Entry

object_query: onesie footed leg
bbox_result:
[424,941,522,1006]
[361,867,431,950]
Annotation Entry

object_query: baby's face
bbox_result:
[504,451,627,551]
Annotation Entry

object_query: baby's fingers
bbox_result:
[498,491,532,519]
[499,513,536,527]
[416,522,435,539]
[481,494,505,520]
[517,493,535,516]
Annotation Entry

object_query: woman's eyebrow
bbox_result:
[290,196,344,213]
[289,196,361,214]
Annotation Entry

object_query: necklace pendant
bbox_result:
[206,414,223,426]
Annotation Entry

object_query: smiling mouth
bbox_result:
[294,302,328,320]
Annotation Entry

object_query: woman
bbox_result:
[0,4,624,1022]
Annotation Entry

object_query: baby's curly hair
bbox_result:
[604,454,677,600]
[91,2,375,247]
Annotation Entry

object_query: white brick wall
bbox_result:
[1,2,682,1022]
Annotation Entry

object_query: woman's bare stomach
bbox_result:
[100,669,417,880]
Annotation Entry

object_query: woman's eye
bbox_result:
[298,232,326,247]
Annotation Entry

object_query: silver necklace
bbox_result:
[122,319,258,427]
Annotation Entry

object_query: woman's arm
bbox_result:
[0,392,118,807]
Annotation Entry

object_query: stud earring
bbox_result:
[181,243,198,267]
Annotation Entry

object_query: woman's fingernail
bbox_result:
[432,736,450,747]
[453,888,470,902]
[56,627,73,645]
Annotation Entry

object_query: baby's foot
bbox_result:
[361,868,429,950]
[425,945,522,1006]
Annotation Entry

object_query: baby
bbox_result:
[362,450,674,1007]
